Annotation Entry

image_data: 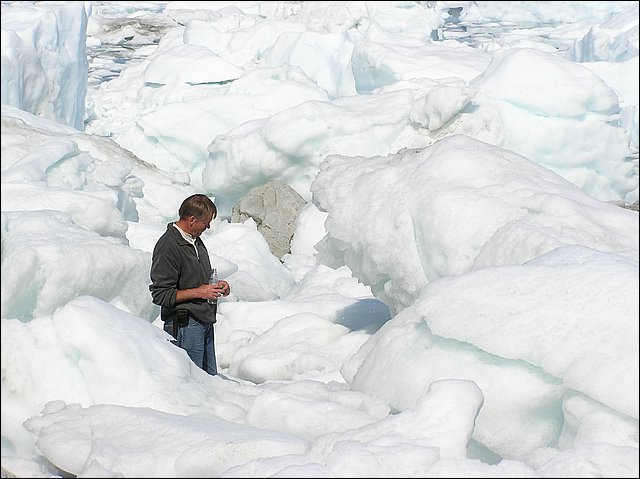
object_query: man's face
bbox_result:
[189,212,214,237]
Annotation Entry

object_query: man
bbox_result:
[149,194,230,375]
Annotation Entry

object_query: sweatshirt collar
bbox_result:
[172,222,196,244]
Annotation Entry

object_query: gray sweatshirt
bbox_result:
[149,223,217,324]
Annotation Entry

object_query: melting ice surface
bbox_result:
[1,1,638,477]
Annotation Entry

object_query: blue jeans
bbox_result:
[165,317,217,375]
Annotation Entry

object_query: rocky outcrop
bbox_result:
[231,180,307,260]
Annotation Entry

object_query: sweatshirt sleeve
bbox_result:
[149,243,179,308]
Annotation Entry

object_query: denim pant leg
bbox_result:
[202,321,217,376]
[167,318,217,376]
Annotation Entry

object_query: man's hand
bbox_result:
[176,282,230,303]
[217,280,230,297]
[202,281,229,301]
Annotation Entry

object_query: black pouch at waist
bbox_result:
[173,309,189,338]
